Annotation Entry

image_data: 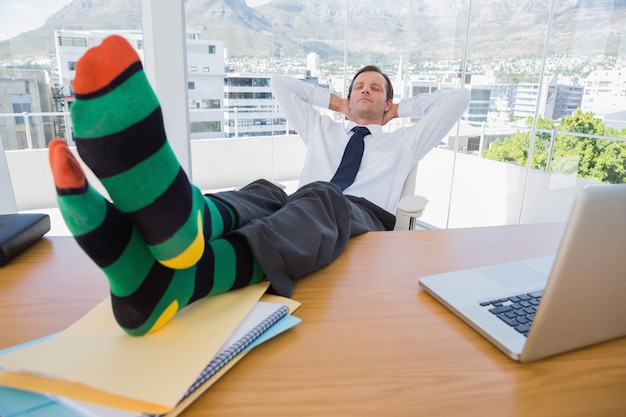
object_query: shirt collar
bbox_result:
[345,122,382,137]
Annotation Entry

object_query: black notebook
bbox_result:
[0,213,50,266]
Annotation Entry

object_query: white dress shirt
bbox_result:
[271,75,470,214]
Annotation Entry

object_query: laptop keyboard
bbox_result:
[479,290,544,337]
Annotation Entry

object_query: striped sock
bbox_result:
[49,139,265,336]
[70,34,205,269]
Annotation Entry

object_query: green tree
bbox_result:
[483,109,626,184]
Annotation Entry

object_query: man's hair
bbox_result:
[347,65,394,101]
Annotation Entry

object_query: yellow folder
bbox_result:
[0,282,272,414]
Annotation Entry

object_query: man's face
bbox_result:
[348,71,392,122]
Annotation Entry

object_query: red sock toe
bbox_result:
[72,35,141,96]
[49,139,86,190]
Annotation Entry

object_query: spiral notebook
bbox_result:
[0,283,302,414]
[0,298,301,417]
[59,302,300,417]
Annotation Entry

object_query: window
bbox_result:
[224,92,273,100]
[2,0,624,230]
[206,99,220,109]
[189,99,220,110]
[224,77,271,87]
[11,95,31,125]
[57,36,87,47]
[190,121,220,133]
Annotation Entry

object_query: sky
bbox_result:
[0,0,272,41]
[0,0,72,41]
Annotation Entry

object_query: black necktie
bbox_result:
[330,126,370,191]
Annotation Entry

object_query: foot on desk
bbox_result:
[48,139,265,336]
[70,34,206,270]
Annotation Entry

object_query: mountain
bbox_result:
[186,0,276,57]
[1,0,625,62]
[0,0,142,59]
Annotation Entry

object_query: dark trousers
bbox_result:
[211,179,395,296]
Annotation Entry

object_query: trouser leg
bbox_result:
[211,179,288,226]
[214,180,390,296]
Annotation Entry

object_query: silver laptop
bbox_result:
[418,184,626,362]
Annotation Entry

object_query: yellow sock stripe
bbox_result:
[158,209,205,269]
[147,300,179,334]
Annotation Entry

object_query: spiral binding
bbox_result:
[146,304,289,417]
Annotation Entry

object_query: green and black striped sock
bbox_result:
[49,139,265,335]
[48,35,268,335]
[71,34,208,269]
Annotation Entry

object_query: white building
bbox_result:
[581,69,626,126]
[185,31,226,139]
[55,30,145,101]
[513,82,540,119]
[306,52,320,77]
[223,74,291,138]
[0,68,56,150]
[513,76,583,120]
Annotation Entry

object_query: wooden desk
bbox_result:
[1,223,625,417]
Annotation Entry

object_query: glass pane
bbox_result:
[435,0,552,228]
[185,1,293,191]
[1,2,145,151]
[516,1,626,223]
[0,1,143,214]
[375,0,471,228]
[5,0,621,229]
[436,0,626,228]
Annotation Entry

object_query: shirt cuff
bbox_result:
[311,86,332,109]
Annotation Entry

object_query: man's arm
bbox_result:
[271,75,331,143]
[328,93,350,119]
[398,88,469,120]
[400,88,470,157]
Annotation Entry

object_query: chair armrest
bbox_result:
[397,195,429,219]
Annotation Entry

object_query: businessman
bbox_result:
[49,35,469,335]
